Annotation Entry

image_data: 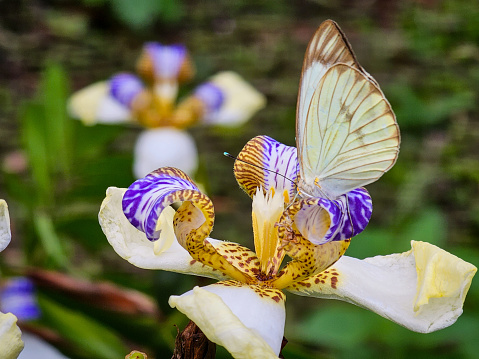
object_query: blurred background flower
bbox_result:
[0,1,478,358]
[68,43,266,179]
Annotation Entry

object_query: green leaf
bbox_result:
[21,102,52,204]
[110,0,163,30]
[294,304,379,349]
[38,294,129,359]
[402,207,447,247]
[41,64,72,178]
[33,211,68,268]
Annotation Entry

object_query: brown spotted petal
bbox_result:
[287,241,477,333]
[267,199,350,289]
[169,281,285,358]
[214,242,262,279]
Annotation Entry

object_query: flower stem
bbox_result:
[171,320,216,359]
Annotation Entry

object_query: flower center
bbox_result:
[252,187,285,275]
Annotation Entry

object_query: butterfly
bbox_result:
[296,20,400,201]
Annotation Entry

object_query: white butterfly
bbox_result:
[296,20,400,201]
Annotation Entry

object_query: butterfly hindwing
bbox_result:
[296,21,400,200]
[300,63,399,199]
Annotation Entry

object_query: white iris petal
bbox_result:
[169,283,285,359]
[68,81,131,125]
[133,128,198,179]
[0,200,24,358]
[288,241,477,333]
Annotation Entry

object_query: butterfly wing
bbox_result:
[296,21,400,199]
[299,63,399,199]
[297,20,361,141]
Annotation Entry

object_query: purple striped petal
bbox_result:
[145,43,187,79]
[194,82,224,113]
[294,187,372,245]
[234,136,299,201]
[0,277,41,321]
[122,167,200,242]
[336,188,373,240]
[109,73,144,108]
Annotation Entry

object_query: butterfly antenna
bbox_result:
[224,152,298,190]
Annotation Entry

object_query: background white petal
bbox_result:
[133,128,198,179]
[204,72,266,126]
[99,187,226,280]
[0,312,24,359]
[19,333,68,359]
[68,81,131,125]
[169,282,285,358]
[0,200,11,252]
[288,241,476,333]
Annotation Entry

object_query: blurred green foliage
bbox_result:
[0,0,478,358]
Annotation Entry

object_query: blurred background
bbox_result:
[0,0,478,358]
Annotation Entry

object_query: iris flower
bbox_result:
[68,43,266,178]
[0,200,24,358]
[100,135,476,358]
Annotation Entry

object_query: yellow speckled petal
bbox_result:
[412,241,476,312]
[214,242,262,279]
[174,200,253,284]
[268,199,350,289]
[287,241,477,333]
[169,281,285,358]
[270,236,349,289]
[0,312,24,359]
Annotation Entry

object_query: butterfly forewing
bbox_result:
[299,63,399,199]
[297,20,362,179]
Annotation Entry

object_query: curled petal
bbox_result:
[0,200,11,252]
[234,136,298,201]
[288,241,477,333]
[99,186,227,279]
[169,281,285,358]
[201,72,266,126]
[122,167,201,242]
[294,188,372,245]
[0,312,24,358]
[121,169,251,282]
[68,81,131,125]
[133,128,198,179]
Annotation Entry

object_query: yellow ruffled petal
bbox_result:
[0,312,24,359]
[413,241,477,312]
[169,282,285,358]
